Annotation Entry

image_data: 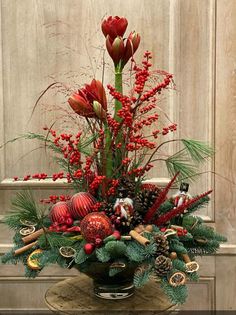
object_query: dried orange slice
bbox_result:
[59,246,76,258]
[27,249,43,270]
[20,226,36,236]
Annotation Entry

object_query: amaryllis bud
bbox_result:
[101,16,128,40]
[68,92,96,118]
[106,36,125,66]
[68,79,107,119]
[93,101,106,120]
[122,32,141,67]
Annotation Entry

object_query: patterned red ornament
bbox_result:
[80,212,113,243]
[49,201,71,223]
[84,243,95,255]
[69,192,96,219]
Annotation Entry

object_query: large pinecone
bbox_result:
[134,186,161,215]
[118,177,136,198]
[154,255,173,276]
[154,234,170,257]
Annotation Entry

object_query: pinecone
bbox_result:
[119,177,136,198]
[154,255,173,276]
[129,211,144,230]
[154,234,170,257]
[134,186,161,215]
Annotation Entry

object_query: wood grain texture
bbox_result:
[215,0,236,244]
[45,275,175,315]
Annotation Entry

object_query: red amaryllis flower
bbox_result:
[101,16,128,40]
[68,79,107,119]
[106,31,141,68]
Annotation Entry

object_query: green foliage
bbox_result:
[183,195,210,216]
[75,247,90,264]
[105,241,127,258]
[4,191,46,230]
[181,139,214,163]
[24,265,41,278]
[166,150,197,181]
[125,241,157,262]
[172,258,187,273]
[96,247,111,262]
[160,278,188,305]
[169,239,187,254]
[126,241,144,262]
[32,248,68,269]
[37,232,76,249]
[165,139,213,181]
[133,266,152,288]
[158,200,174,216]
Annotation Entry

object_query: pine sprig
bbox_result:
[133,266,152,288]
[166,151,197,180]
[96,247,111,262]
[160,278,188,305]
[181,139,214,163]
[4,191,46,230]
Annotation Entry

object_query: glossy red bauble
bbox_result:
[69,192,96,219]
[80,212,113,243]
[49,201,71,223]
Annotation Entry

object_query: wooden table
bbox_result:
[45,274,176,315]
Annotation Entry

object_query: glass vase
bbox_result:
[73,261,138,300]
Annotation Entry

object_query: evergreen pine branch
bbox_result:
[105,241,127,258]
[38,232,76,249]
[181,139,214,163]
[160,278,188,305]
[126,241,146,262]
[96,247,111,262]
[169,239,187,254]
[4,191,46,230]
[75,247,90,264]
[24,265,41,278]
[133,266,152,288]
[183,195,210,215]
[165,151,197,181]
[172,258,187,272]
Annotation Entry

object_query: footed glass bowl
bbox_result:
[73,261,139,300]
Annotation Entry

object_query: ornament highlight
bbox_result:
[49,201,71,223]
[80,212,113,243]
[69,192,96,219]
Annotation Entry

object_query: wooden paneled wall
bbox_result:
[0,0,236,312]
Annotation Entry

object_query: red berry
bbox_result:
[84,243,95,255]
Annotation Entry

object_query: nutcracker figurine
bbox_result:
[114,187,134,220]
[173,182,191,212]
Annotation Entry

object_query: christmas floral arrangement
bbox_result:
[1,16,227,304]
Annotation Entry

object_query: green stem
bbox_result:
[114,65,123,122]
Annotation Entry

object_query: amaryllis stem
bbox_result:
[114,67,123,122]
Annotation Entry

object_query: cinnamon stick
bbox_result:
[129,230,150,246]
[14,241,38,256]
[22,228,46,244]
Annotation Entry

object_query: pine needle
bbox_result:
[166,150,198,181]
[181,139,214,163]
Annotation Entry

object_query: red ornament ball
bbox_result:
[84,243,95,255]
[80,212,113,243]
[69,192,96,219]
[49,201,71,223]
